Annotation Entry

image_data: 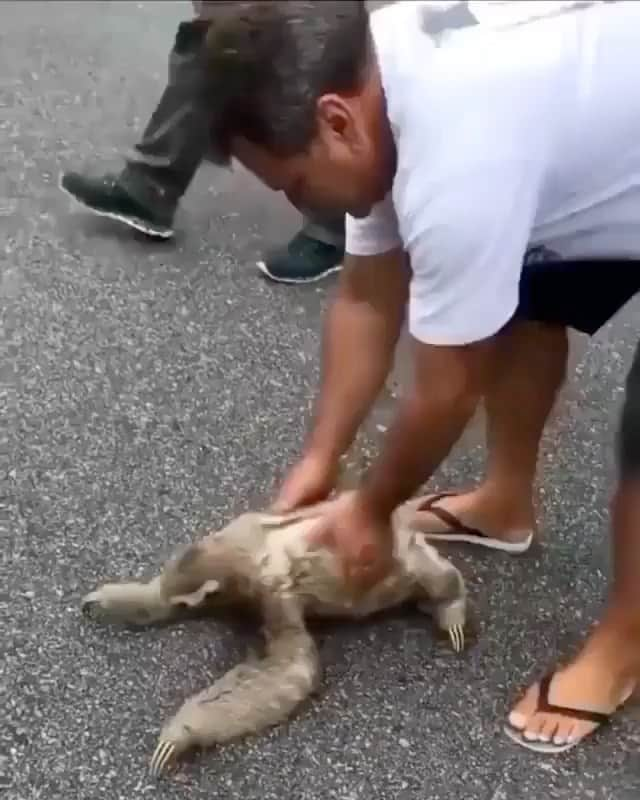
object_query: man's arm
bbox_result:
[359,335,498,520]
[303,248,409,466]
[354,149,547,519]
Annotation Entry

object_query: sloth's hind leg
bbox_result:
[408,536,467,653]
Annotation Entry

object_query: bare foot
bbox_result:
[408,485,536,553]
[506,624,637,752]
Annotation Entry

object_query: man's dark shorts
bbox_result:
[513,248,640,335]
[511,247,640,478]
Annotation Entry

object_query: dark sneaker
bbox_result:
[257,230,344,284]
[59,171,175,239]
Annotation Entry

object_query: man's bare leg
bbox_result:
[411,320,569,550]
[505,342,640,751]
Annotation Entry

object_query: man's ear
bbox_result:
[316,93,364,149]
[169,578,220,608]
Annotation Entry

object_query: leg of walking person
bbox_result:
[258,212,345,284]
[60,16,212,239]
[61,4,345,282]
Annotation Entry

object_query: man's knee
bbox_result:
[494,320,569,383]
[617,343,640,479]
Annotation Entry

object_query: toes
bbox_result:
[81,598,96,616]
[81,592,106,619]
[80,591,117,623]
[510,708,565,745]
[448,624,465,653]
[81,590,99,609]
[539,716,560,743]
[508,684,540,730]
[552,716,578,747]
[522,712,548,741]
[149,740,176,777]
[81,587,113,614]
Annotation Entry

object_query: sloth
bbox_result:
[81,496,468,777]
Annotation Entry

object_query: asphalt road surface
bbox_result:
[3,2,640,799]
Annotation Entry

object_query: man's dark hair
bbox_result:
[202,1,371,164]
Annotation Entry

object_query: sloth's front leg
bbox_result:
[150,594,319,777]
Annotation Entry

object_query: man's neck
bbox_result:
[365,55,397,197]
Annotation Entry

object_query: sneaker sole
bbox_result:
[255,259,343,284]
[59,176,174,240]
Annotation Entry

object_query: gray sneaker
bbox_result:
[257,230,344,284]
[59,171,175,239]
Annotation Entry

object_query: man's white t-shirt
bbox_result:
[347,1,640,345]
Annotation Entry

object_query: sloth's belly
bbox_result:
[303,572,416,619]
[257,515,415,616]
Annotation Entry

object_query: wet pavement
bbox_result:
[3,2,640,799]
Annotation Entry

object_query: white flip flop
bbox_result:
[414,492,534,554]
[504,672,634,754]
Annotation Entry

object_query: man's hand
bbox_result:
[271,450,339,512]
[307,490,395,592]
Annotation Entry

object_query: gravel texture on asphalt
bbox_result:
[3,3,640,799]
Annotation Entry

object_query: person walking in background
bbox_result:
[59,1,345,284]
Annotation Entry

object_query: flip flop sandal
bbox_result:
[414,492,534,554]
[503,671,634,754]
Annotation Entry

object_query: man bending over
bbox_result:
[198,0,640,753]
